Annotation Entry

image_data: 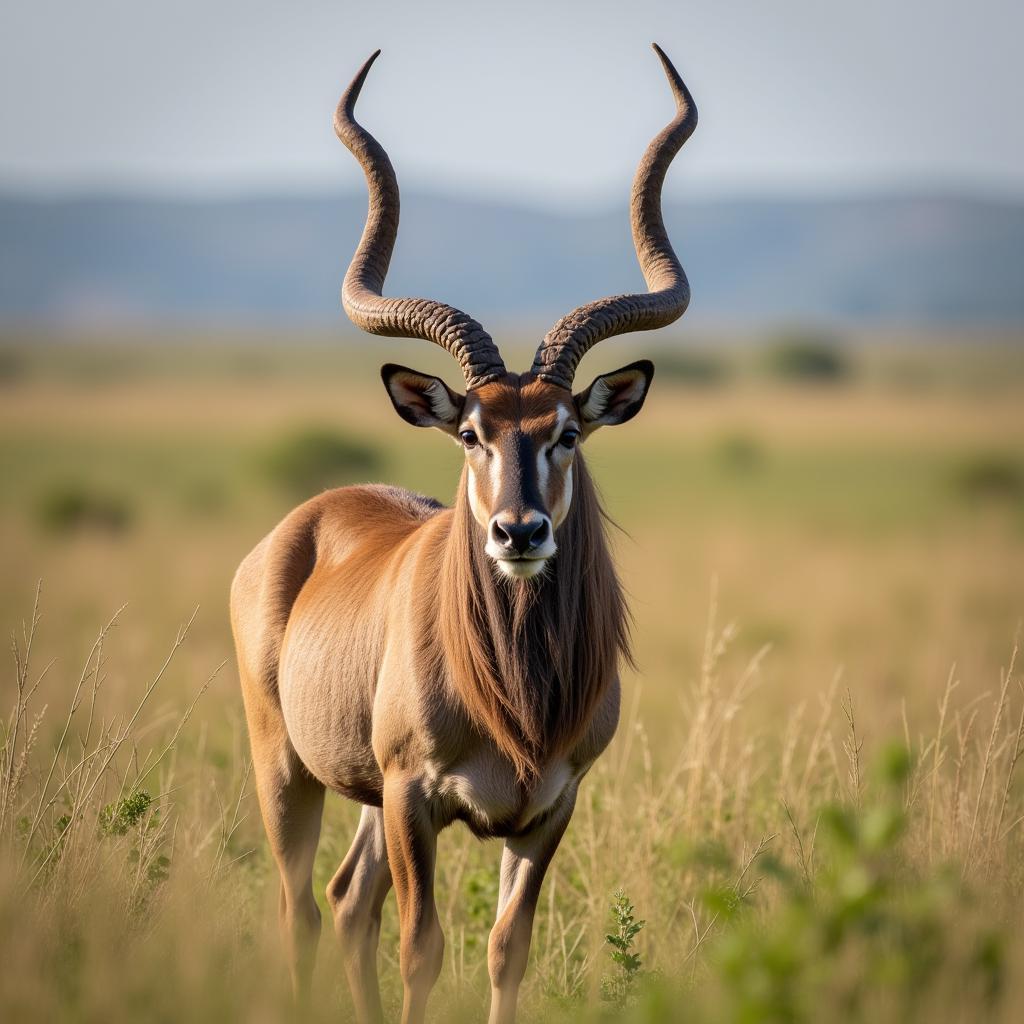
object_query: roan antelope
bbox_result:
[230,43,696,1024]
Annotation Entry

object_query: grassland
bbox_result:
[1,329,1023,1021]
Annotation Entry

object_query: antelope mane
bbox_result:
[433,453,632,783]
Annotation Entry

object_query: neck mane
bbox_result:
[435,453,632,783]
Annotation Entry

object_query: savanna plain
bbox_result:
[1,330,1022,1022]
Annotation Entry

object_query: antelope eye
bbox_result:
[558,430,580,449]
[459,430,479,448]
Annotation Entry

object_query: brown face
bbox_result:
[458,377,576,578]
[381,361,654,580]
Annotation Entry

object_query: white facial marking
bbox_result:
[536,406,568,500]
[461,408,483,441]
[543,406,576,528]
[467,464,485,523]
[494,556,549,580]
[477,443,506,533]
[463,409,491,527]
[553,462,573,528]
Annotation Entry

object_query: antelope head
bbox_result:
[336,45,697,580]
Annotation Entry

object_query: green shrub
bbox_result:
[260,427,381,498]
[34,482,134,534]
[0,348,27,385]
[950,452,1024,501]
[463,866,500,952]
[654,351,732,387]
[177,476,229,517]
[762,332,852,383]
[697,745,1006,1023]
[98,792,153,837]
[712,432,764,473]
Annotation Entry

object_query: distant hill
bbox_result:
[2,191,1023,327]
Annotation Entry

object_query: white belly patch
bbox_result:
[431,756,574,834]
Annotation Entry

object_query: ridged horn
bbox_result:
[335,50,507,390]
[530,44,697,390]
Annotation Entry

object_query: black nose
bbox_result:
[490,516,549,555]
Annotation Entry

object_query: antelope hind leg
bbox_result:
[327,804,393,1024]
[241,674,326,1000]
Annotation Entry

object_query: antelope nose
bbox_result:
[490,516,549,555]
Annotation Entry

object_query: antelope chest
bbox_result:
[427,754,575,838]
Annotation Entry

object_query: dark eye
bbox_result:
[558,430,579,450]
[459,430,479,448]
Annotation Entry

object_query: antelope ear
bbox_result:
[381,364,464,433]
[574,360,654,432]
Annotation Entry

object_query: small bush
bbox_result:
[260,427,381,498]
[35,483,134,534]
[951,452,1024,501]
[463,866,500,952]
[178,476,229,517]
[712,432,764,473]
[654,351,732,387]
[601,889,646,1006]
[98,792,153,837]
[699,745,1006,1023]
[0,348,27,385]
[762,332,852,383]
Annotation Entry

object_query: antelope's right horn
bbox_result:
[530,44,697,391]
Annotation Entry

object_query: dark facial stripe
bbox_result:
[494,430,545,517]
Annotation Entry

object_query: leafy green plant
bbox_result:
[654,350,732,387]
[701,745,1007,1023]
[34,482,134,534]
[950,452,1024,501]
[98,791,153,837]
[260,427,381,498]
[712,432,764,473]
[601,889,646,1006]
[761,331,851,384]
[464,865,500,951]
[0,347,26,384]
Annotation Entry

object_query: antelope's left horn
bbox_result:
[336,50,507,390]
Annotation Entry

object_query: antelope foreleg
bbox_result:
[383,775,443,1024]
[487,789,577,1024]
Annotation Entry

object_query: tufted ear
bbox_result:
[381,364,464,433]
[574,360,654,434]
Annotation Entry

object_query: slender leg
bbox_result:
[327,805,393,1024]
[382,774,443,1024]
[241,684,325,1000]
[487,788,577,1024]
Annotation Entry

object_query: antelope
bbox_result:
[230,43,696,1024]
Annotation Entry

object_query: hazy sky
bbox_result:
[2,0,1022,207]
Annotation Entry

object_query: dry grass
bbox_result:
[1,587,1021,1021]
